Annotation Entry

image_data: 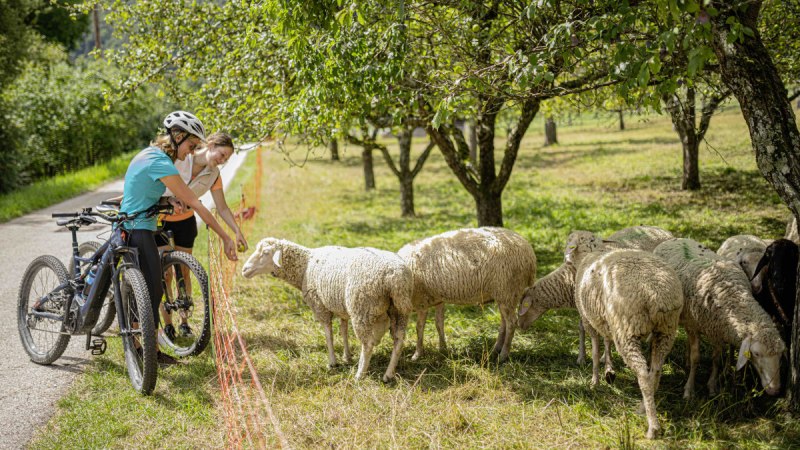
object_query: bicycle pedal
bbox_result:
[90,338,107,355]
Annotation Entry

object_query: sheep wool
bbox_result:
[398,227,537,362]
[717,234,769,280]
[653,238,786,398]
[605,225,674,251]
[567,231,683,440]
[242,237,413,382]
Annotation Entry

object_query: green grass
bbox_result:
[0,151,136,223]
[31,106,800,448]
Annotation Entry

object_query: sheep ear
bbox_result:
[272,249,283,268]
[518,296,532,316]
[736,337,752,370]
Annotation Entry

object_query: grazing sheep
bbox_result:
[653,238,786,398]
[717,234,770,279]
[750,239,799,345]
[241,238,413,382]
[398,227,537,363]
[605,225,675,251]
[577,225,675,364]
[567,231,684,440]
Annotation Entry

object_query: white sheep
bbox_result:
[398,227,537,362]
[577,225,675,365]
[653,238,786,398]
[605,225,674,251]
[241,238,413,382]
[567,231,684,440]
[717,234,770,279]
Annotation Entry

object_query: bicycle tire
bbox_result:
[159,251,210,357]
[18,255,72,365]
[69,241,116,335]
[118,267,158,395]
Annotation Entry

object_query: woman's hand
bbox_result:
[167,197,186,215]
[235,232,249,253]
[223,236,238,262]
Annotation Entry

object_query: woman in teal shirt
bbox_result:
[120,111,237,363]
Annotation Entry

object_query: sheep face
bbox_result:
[564,231,602,265]
[241,239,283,279]
[737,336,784,396]
[518,286,544,330]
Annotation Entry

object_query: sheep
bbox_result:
[653,238,786,398]
[750,239,799,345]
[566,231,684,440]
[241,238,413,382]
[717,234,770,279]
[605,225,675,251]
[398,227,537,363]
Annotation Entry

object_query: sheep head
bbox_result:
[564,231,604,266]
[518,285,546,329]
[737,335,785,396]
[242,238,283,279]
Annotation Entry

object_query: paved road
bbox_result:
[0,180,125,449]
[0,150,250,449]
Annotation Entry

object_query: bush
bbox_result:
[1,54,171,191]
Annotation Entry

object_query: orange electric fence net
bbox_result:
[208,146,289,448]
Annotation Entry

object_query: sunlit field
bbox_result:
[32,106,800,448]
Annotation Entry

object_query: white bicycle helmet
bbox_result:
[163,111,206,142]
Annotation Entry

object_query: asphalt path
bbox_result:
[0,149,249,449]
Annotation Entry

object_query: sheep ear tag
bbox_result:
[736,337,752,371]
[272,249,283,268]
[519,297,532,315]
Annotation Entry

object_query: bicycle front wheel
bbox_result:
[70,241,116,335]
[18,255,71,365]
[159,251,210,357]
[117,267,157,395]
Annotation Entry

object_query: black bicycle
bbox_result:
[17,204,171,394]
[77,201,211,358]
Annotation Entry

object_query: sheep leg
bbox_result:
[355,340,375,380]
[491,314,507,362]
[617,336,660,439]
[340,318,352,364]
[383,313,408,382]
[603,337,616,384]
[497,305,517,363]
[354,314,389,380]
[435,304,447,353]
[412,309,427,361]
[683,329,701,399]
[321,316,338,369]
[577,321,587,365]
[587,324,601,387]
[707,344,723,396]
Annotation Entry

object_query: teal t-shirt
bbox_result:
[120,147,179,230]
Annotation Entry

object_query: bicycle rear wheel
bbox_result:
[117,267,157,395]
[70,241,116,335]
[159,251,210,357]
[18,255,71,365]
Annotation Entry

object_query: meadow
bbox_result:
[31,106,800,448]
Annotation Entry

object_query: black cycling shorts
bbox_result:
[155,215,198,248]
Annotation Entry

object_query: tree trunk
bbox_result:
[544,117,558,146]
[397,128,415,217]
[475,188,503,227]
[362,147,375,191]
[467,119,478,165]
[681,134,700,190]
[618,109,625,130]
[329,139,339,161]
[664,88,701,190]
[709,1,800,411]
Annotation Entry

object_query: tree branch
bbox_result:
[410,140,436,179]
[698,90,731,141]
[495,99,540,193]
